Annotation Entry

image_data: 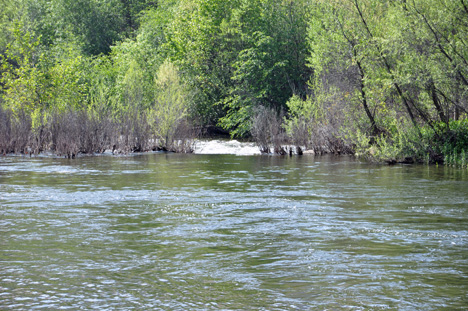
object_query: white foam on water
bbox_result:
[193,140,261,155]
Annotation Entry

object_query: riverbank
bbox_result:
[2,136,467,170]
[2,113,467,169]
[0,139,310,158]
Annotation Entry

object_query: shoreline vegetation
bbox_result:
[1,0,468,167]
[0,105,197,158]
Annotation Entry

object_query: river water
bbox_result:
[1,149,468,310]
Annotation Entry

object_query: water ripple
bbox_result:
[1,154,468,310]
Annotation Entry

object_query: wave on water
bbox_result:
[193,140,261,155]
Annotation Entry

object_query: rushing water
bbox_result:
[1,151,468,310]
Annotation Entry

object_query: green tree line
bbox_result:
[1,0,467,164]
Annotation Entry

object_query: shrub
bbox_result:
[251,106,286,154]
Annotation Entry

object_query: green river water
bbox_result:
[1,153,467,310]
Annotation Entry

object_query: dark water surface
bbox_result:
[1,153,467,310]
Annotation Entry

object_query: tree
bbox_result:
[0,0,20,54]
[23,0,126,55]
[148,59,189,149]
[1,23,49,113]
[165,0,311,136]
[1,22,88,113]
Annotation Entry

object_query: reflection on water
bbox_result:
[1,153,468,310]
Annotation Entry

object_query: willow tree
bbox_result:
[307,0,388,141]
[400,0,468,123]
[149,59,189,150]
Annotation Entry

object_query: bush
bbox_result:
[0,107,32,154]
[284,95,353,155]
[353,118,468,167]
[0,105,196,158]
[435,120,468,167]
[251,106,286,154]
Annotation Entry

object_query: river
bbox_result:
[1,147,468,310]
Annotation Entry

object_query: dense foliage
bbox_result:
[1,0,467,165]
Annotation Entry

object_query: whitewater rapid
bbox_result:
[193,140,261,155]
